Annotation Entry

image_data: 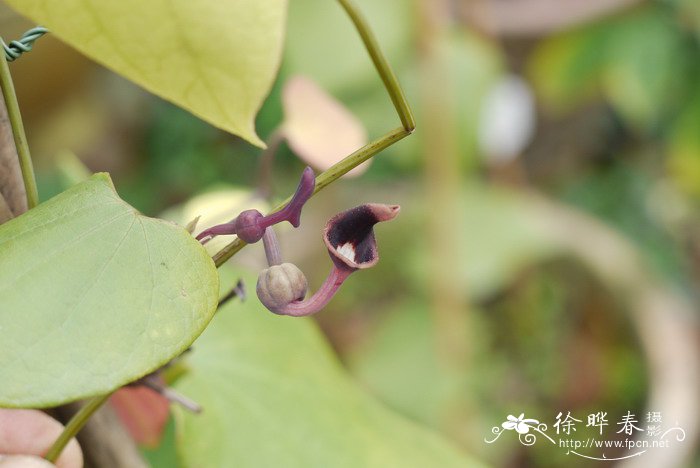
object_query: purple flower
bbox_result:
[256,203,400,316]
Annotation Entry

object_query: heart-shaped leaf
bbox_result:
[0,173,218,407]
[5,0,288,147]
[173,269,483,468]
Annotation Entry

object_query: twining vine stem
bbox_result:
[0,40,39,209]
[44,392,113,463]
[337,0,415,132]
[213,0,415,268]
[2,27,48,62]
[46,0,415,461]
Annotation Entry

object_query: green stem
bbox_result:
[0,43,38,209]
[314,126,409,192]
[45,393,112,463]
[212,0,415,268]
[337,0,415,132]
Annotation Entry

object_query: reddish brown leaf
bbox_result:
[109,385,170,448]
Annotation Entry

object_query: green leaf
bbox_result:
[528,22,611,112]
[529,5,690,130]
[174,269,483,468]
[0,174,218,407]
[347,300,464,428]
[601,8,689,130]
[420,184,560,300]
[668,89,700,197]
[5,0,288,147]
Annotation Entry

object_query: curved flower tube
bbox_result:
[257,203,400,316]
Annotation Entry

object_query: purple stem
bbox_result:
[272,266,353,317]
[195,167,315,245]
[262,227,282,266]
[196,221,236,243]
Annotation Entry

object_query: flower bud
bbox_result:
[195,167,315,246]
[256,263,308,312]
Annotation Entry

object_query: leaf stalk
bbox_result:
[45,393,113,463]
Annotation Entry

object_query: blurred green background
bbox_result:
[3,0,700,466]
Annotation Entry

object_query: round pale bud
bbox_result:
[256,263,308,312]
[234,210,265,243]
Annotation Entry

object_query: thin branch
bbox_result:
[139,375,202,414]
[337,0,416,132]
[0,41,38,209]
[217,279,246,308]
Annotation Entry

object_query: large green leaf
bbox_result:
[5,0,288,147]
[0,174,218,407]
[347,300,464,428]
[174,269,483,468]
